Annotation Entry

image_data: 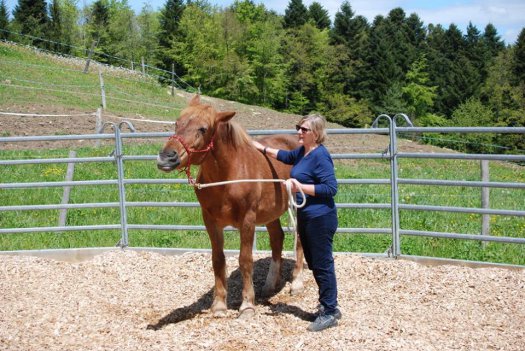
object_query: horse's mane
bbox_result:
[217,121,252,149]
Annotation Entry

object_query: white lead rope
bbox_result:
[195,178,306,259]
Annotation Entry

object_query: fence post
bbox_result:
[481,160,490,241]
[141,57,145,76]
[98,69,106,110]
[95,108,102,148]
[83,40,97,74]
[58,150,76,228]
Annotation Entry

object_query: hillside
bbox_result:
[0,41,448,154]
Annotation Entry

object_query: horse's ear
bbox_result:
[189,94,200,106]
[217,111,236,123]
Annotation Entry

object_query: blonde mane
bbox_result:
[218,121,252,149]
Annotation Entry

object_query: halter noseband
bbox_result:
[168,129,217,186]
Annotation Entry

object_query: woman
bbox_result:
[252,114,341,332]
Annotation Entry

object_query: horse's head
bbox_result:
[157,94,236,172]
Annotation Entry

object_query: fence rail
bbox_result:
[1,121,525,260]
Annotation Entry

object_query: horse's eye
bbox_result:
[198,127,207,135]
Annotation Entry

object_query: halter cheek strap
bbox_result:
[168,129,217,186]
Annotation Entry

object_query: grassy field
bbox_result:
[1,42,524,265]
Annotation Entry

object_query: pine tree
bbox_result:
[482,23,505,57]
[283,0,308,29]
[513,28,525,86]
[158,0,186,73]
[308,2,330,30]
[0,0,9,40]
[48,0,62,52]
[86,0,110,61]
[330,0,354,46]
[13,0,49,42]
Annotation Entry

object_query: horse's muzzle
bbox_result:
[157,150,180,172]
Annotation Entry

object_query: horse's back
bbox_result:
[257,134,299,152]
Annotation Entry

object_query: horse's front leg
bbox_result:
[203,215,228,317]
[238,211,257,319]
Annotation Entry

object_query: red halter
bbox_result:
[168,129,217,186]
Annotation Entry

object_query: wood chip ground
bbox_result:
[1,250,523,350]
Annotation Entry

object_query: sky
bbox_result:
[3,0,524,45]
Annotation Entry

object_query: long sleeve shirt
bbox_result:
[277,144,337,219]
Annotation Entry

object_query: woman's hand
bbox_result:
[252,140,264,152]
[285,178,302,193]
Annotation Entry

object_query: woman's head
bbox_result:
[297,114,327,144]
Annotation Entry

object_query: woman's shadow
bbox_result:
[146,256,314,330]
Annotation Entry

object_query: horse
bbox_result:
[157,95,305,318]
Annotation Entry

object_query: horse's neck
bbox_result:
[200,141,249,181]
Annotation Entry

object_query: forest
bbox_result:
[1,0,524,153]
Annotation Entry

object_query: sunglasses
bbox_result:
[295,125,312,133]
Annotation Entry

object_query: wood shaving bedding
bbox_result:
[0,250,523,351]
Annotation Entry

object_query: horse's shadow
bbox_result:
[146,257,314,330]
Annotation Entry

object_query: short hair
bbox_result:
[298,114,327,144]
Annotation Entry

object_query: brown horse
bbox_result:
[157,95,305,318]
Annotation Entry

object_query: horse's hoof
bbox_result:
[289,280,304,296]
[212,309,227,318]
[238,307,255,320]
[211,300,227,317]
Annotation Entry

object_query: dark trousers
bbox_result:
[297,209,338,315]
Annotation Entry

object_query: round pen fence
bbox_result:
[1,121,525,266]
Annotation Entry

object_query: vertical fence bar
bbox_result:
[481,160,490,240]
[390,119,401,257]
[114,127,129,247]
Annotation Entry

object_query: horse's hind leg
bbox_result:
[290,233,305,295]
[204,217,228,317]
[263,219,284,296]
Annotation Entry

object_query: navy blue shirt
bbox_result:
[277,144,337,219]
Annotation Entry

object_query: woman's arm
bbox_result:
[252,140,279,159]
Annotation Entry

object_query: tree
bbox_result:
[157,0,186,73]
[59,0,81,55]
[0,0,9,40]
[106,1,139,63]
[13,0,49,44]
[482,23,504,57]
[451,98,495,153]
[308,2,330,30]
[136,4,160,68]
[281,23,331,114]
[330,1,354,46]
[48,0,62,52]
[85,0,110,62]
[283,0,308,29]
[512,27,525,86]
[401,55,437,120]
